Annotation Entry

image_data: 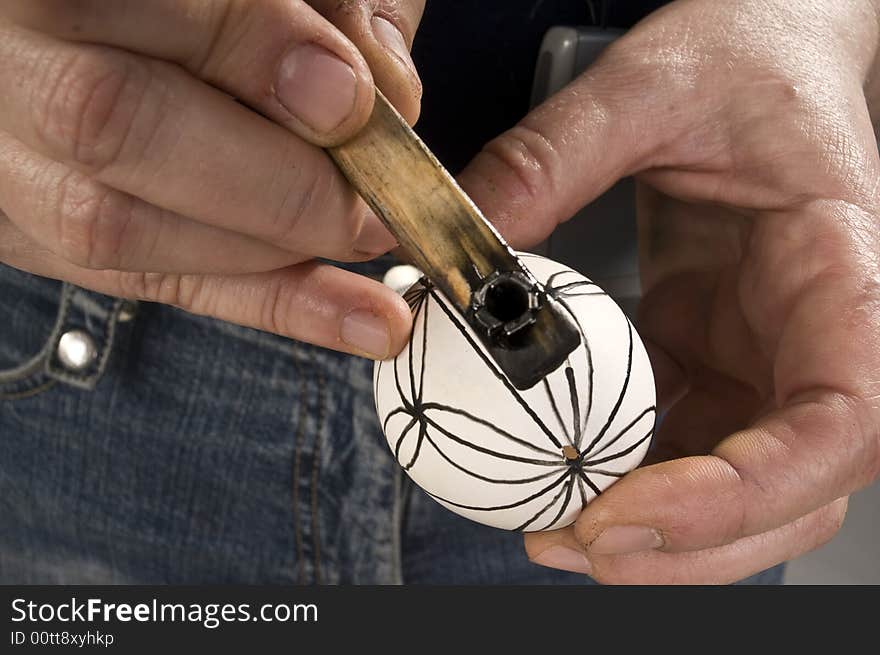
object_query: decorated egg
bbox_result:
[373,253,656,532]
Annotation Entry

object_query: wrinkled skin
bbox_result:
[0,0,425,360]
[456,0,880,584]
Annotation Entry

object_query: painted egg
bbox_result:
[373,253,656,532]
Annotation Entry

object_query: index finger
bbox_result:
[2,0,378,146]
[0,25,395,262]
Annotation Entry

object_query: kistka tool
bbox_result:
[328,91,580,390]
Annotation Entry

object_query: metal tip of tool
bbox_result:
[469,271,581,390]
[471,271,541,348]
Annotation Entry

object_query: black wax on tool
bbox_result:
[328,91,580,390]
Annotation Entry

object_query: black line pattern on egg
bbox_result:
[378,266,656,532]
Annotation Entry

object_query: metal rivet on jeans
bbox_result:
[117,300,138,323]
[57,330,98,372]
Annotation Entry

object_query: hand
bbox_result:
[0,0,425,359]
[459,0,880,583]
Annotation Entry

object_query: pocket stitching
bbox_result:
[43,284,124,390]
[0,282,69,396]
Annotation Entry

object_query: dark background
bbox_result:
[412,0,669,172]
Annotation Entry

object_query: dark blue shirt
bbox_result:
[413,1,669,171]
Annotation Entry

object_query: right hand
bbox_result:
[0,0,425,359]
[457,0,880,583]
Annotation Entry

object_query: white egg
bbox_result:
[382,264,423,295]
[373,253,656,532]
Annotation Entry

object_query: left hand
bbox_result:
[458,0,880,583]
[0,0,425,359]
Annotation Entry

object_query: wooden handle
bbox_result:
[329,91,513,308]
[328,91,580,389]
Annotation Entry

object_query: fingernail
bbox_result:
[353,212,397,256]
[589,526,664,555]
[276,43,357,134]
[530,546,592,575]
[341,309,391,358]
[371,16,417,81]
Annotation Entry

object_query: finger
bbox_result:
[526,497,848,584]
[457,37,672,248]
[2,0,377,145]
[576,401,875,556]
[0,24,395,261]
[0,220,413,360]
[307,0,425,124]
[0,131,313,274]
[569,200,880,557]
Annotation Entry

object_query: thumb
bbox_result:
[458,43,668,248]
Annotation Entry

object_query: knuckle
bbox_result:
[172,275,206,312]
[55,173,139,270]
[258,277,294,337]
[116,271,196,308]
[53,171,101,267]
[479,123,561,208]
[267,163,332,249]
[35,49,150,171]
[711,454,752,542]
[115,271,152,301]
[385,0,427,34]
[187,0,243,77]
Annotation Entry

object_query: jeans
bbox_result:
[0,263,784,584]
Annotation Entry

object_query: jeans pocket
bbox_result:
[0,265,62,399]
[0,265,128,398]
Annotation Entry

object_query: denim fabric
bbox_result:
[0,263,784,585]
